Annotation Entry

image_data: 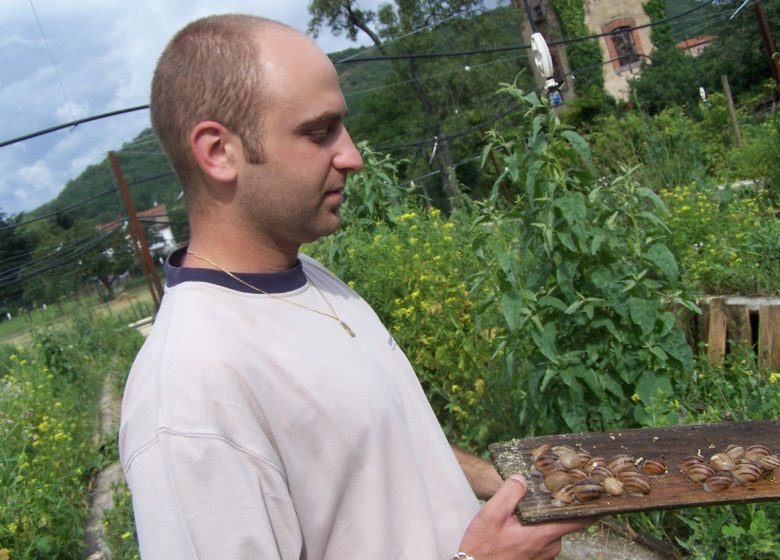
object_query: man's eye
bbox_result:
[308,125,336,143]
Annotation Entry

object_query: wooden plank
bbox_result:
[724,304,752,348]
[704,297,727,365]
[758,305,780,370]
[490,420,780,523]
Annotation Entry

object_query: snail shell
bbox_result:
[703,473,732,493]
[641,458,668,476]
[758,454,780,472]
[602,477,624,496]
[584,457,607,474]
[710,452,735,472]
[686,463,715,483]
[567,468,589,481]
[534,453,561,476]
[607,454,635,474]
[559,451,583,470]
[531,444,552,462]
[725,445,744,461]
[623,477,652,495]
[589,465,613,482]
[574,479,603,502]
[552,445,578,456]
[744,444,771,462]
[551,483,575,506]
[543,471,572,493]
[576,451,593,468]
[680,455,705,473]
[732,463,762,484]
[617,469,646,483]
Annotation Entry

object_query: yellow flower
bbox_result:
[122,532,133,540]
[769,372,780,384]
[631,393,640,403]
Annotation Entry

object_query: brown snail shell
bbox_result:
[543,471,572,493]
[576,451,593,468]
[686,463,715,483]
[602,477,624,496]
[607,454,635,474]
[744,444,771,462]
[574,479,603,502]
[534,453,561,476]
[552,445,578,456]
[623,477,652,495]
[531,444,552,462]
[758,454,780,472]
[703,473,732,493]
[732,463,762,484]
[566,468,589,481]
[725,445,744,461]
[640,458,667,476]
[559,451,583,470]
[617,469,646,483]
[589,465,613,482]
[584,457,607,474]
[680,455,705,473]
[710,453,735,472]
[551,483,575,506]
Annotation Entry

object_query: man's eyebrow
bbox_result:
[294,111,347,131]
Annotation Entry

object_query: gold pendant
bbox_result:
[340,321,356,338]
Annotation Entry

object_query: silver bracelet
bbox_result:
[453,553,475,560]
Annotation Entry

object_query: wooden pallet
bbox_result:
[697,297,780,369]
[490,420,780,523]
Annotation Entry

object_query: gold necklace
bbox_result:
[186,250,356,337]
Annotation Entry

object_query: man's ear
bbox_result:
[189,121,240,184]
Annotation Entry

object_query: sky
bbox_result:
[0,0,381,216]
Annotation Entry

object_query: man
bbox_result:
[119,14,588,559]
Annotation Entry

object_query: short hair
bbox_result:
[150,15,291,189]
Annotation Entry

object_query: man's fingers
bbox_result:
[481,474,528,520]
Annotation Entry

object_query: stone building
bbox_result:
[515,0,655,101]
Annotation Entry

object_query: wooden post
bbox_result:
[758,305,780,370]
[702,297,727,366]
[721,75,742,148]
[753,2,780,99]
[109,151,164,310]
[725,304,752,349]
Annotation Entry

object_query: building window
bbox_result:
[602,18,645,72]
[611,26,639,67]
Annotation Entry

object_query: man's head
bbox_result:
[153,14,363,262]
[150,14,280,189]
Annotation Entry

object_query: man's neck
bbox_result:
[184,237,299,273]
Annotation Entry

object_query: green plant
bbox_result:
[102,481,139,560]
[476,86,696,434]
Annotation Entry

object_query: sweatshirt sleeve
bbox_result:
[123,431,302,560]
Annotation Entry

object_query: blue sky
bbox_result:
[0,0,378,216]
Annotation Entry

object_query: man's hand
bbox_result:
[458,474,590,560]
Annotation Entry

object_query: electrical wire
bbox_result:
[335,0,719,64]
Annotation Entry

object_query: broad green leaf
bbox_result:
[561,129,594,170]
[636,372,673,405]
[590,229,605,255]
[645,243,679,286]
[555,191,587,225]
[525,160,545,204]
[538,295,567,312]
[660,329,693,369]
[556,259,578,300]
[628,297,660,335]
[639,211,671,233]
[501,290,525,333]
[556,231,577,252]
[637,186,667,212]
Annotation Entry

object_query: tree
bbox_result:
[0,211,34,310]
[309,1,530,209]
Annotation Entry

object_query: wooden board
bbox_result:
[489,420,780,523]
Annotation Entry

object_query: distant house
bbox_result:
[516,0,655,101]
[676,35,718,57]
[97,203,177,259]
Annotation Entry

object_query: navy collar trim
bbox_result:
[164,246,307,294]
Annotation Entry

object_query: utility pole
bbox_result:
[108,151,164,310]
[753,1,780,99]
[721,75,742,148]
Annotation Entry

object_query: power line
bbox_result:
[336,0,718,64]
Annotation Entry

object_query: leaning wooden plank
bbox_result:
[758,305,780,370]
[490,420,780,523]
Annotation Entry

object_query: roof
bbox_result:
[676,35,718,50]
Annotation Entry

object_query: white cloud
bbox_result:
[0,0,380,216]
